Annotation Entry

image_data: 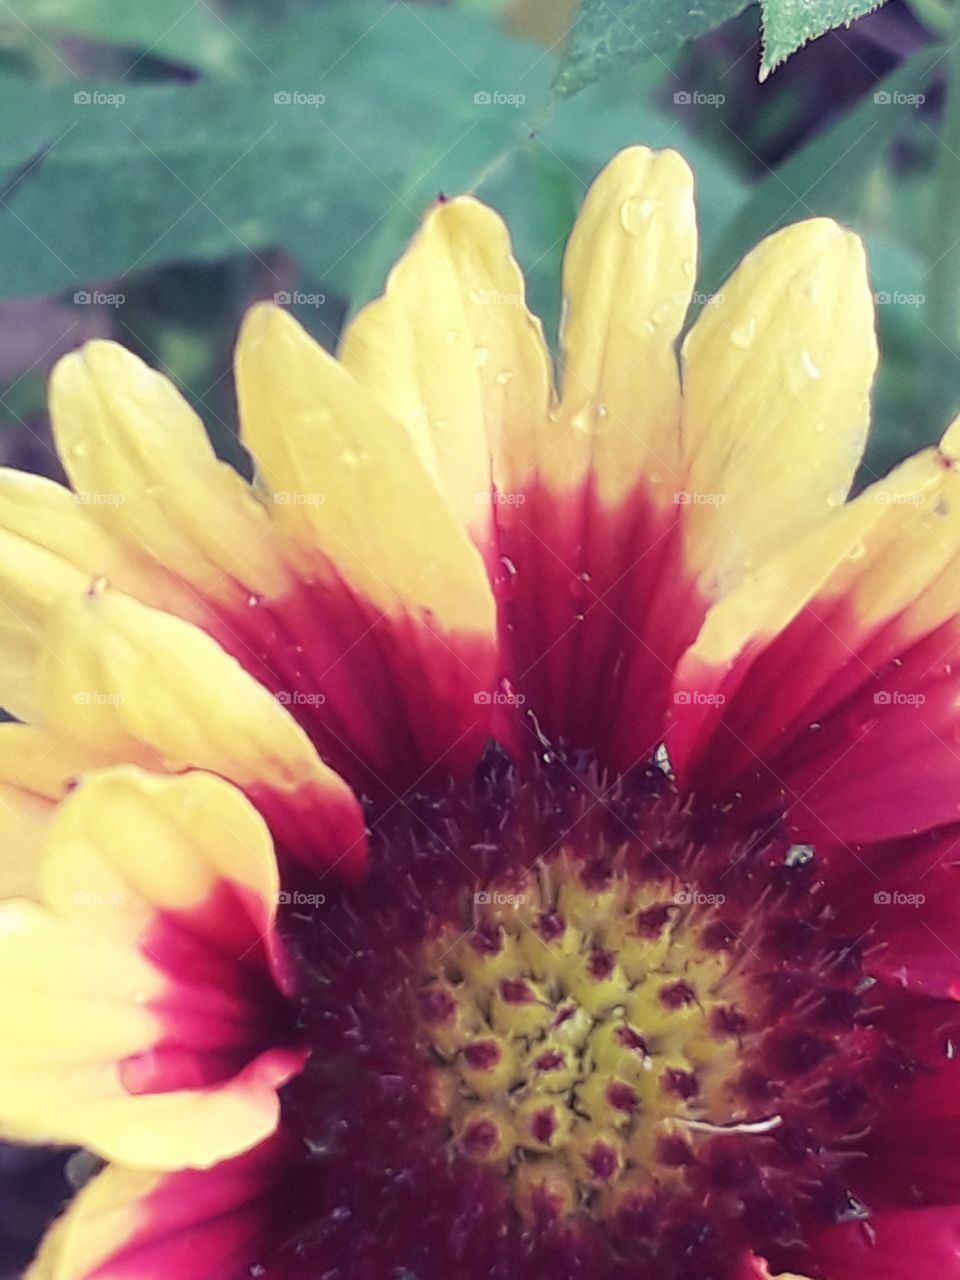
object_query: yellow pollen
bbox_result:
[414,854,747,1220]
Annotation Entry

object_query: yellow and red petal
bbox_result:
[0,769,302,1169]
[49,341,289,608]
[679,217,877,597]
[234,302,499,789]
[494,148,704,760]
[29,1134,295,1280]
[669,432,960,843]
[340,195,554,560]
[35,584,366,878]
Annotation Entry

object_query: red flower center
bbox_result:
[270,747,935,1280]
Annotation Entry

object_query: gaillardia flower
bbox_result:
[3,146,960,1280]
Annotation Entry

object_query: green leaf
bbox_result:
[555,0,755,97]
[0,4,551,301]
[0,0,249,74]
[760,0,888,78]
[699,45,940,293]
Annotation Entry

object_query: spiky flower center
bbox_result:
[416,857,746,1222]
[276,749,922,1280]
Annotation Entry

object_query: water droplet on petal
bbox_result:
[619,197,662,234]
[496,370,514,386]
[729,317,757,349]
[474,345,490,368]
[800,349,822,380]
[445,328,461,345]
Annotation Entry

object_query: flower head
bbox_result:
[4,146,960,1280]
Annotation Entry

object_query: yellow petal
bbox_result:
[0,470,150,722]
[0,723,116,899]
[539,146,697,505]
[0,769,298,1168]
[341,196,553,548]
[680,218,877,595]
[236,302,495,636]
[49,341,289,601]
[35,584,367,876]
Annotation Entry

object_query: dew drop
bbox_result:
[499,555,518,578]
[496,370,514,386]
[800,349,822,380]
[474,345,490,368]
[619,196,661,234]
[729,316,757,349]
[682,259,695,277]
[342,447,367,468]
[445,328,461,345]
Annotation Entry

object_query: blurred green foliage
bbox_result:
[0,0,955,489]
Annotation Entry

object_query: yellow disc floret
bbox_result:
[414,852,749,1218]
